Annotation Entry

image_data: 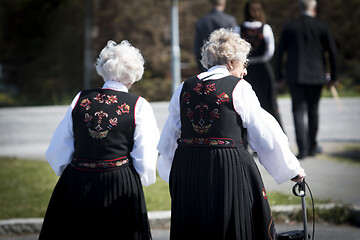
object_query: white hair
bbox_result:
[95,40,144,85]
[200,28,251,69]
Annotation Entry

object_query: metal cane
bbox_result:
[293,180,309,240]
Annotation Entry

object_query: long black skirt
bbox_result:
[246,62,282,126]
[169,146,276,240]
[39,161,151,240]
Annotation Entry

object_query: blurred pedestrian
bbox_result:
[239,0,282,125]
[194,0,237,72]
[39,40,159,240]
[275,0,338,159]
[158,28,306,240]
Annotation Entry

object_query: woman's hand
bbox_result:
[291,168,306,183]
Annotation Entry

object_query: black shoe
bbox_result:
[309,145,322,156]
[296,152,308,160]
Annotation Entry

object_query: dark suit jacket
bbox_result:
[275,15,338,85]
[194,9,237,70]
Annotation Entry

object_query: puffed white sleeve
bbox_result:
[46,92,80,176]
[233,81,302,184]
[131,97,160,186]
[157,83,183,183]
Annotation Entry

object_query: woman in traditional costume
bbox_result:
[39,40,159,240]
[239,1,282,125]
[157,28,306,240]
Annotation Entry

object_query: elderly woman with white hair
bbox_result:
[157,28,306,239]
[39,40,159,240]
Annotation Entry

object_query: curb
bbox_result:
[1,205,359,236]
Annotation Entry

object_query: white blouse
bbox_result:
[238,21,275,64]
[157,66,302,184]
[46,80,160,186]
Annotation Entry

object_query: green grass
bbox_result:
[0,157,308,219]
[0,157,59,219]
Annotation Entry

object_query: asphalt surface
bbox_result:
[1,223,360,240]
[1,98,359,206]
[1,97,360,239]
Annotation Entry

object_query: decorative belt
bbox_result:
[71,156,129,171]
[177,137,237,147]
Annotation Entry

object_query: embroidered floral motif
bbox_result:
[105,95,118,105]
[262,188,268,200]
[182,92,191,104]
[178,138,234,147]
[116,103,130,115]
[84,113,93,127]
[94,93,106,103]
[193,83,216,95]
[80,99,92,110]
[215,92,229,105]
[79,92,131,139]
[108,117,118,129]
[185,82,231,134]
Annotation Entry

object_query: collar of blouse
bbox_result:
[102,80,129,92]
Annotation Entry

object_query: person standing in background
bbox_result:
[239,1,282,125]
[194,0,237,72]
[275,0,338,159]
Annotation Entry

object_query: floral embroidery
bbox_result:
[182,92,191,104]
[84,113,93,127]
[79,92,132,139]
[262,188,268,200]
[108,117,118,129]
[116,103,130,115]
[178,137,234,147]
[185,82,231,134]
[105,95,118,105]
[215,92,229,105]
[80,99,92,110]
[193,83,216,95]
[94,93,106,103]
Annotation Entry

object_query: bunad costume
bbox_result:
[239,21,281,125]
[39,81,159,240]
[157,66,302,240]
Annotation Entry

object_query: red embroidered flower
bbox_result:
[117,103,130,115]
[105,95,118,105]
[80,99,92,110]
[94,93,106,103]
[216,92,229,105]
[262,188,268,200]
[193,83,203,94]
[203,83,216,95]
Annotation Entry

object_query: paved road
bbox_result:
[0,98,360,238]
[1,98,360,206]
[1,98,359,159]
[1,223,360,240]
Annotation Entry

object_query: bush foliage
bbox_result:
[0,0,359,105]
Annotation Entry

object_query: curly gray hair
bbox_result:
[200,28,251,69]
[95,40,144,86]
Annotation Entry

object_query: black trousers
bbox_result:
[289,83,323,155]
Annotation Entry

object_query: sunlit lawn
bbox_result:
[0,157,301,219]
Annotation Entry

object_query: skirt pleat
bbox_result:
[169,146,275,240]
[39,163,151,240]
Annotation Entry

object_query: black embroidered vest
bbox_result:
[179,76,245,148]
[241,24,266,58]
[72,88,139,160]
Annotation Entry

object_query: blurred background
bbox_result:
[0,0,359,106]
